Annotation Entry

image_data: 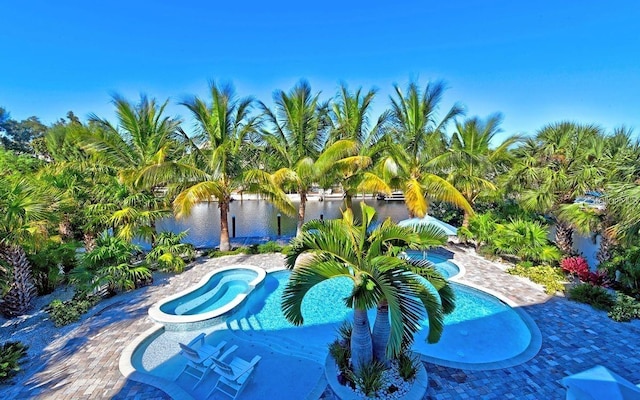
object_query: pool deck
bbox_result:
[3,246,640,399]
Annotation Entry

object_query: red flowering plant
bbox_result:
[584,270,612,288]
[561,256,590,281]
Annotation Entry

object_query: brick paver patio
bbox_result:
[3,246,640,399]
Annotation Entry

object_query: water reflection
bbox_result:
[157,199,410,248]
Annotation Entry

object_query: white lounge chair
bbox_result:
[208,354,261,399]
[176,333,229,388]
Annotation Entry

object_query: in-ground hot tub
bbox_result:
[148,264,266,330]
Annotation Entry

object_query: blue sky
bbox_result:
[2,0,639,139]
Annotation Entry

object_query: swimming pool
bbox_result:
[404,250,461,279]
[148,265,266,328]
[125,268,539,399]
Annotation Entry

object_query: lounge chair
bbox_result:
[207,354,262,399]
[176,333,229,388]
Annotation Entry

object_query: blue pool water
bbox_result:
[404,250,460,278]
[134,267,534,399]
[160,269,258,315]
[229,270,530,365]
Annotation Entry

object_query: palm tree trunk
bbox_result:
[59,214,74,241]
[296,189,307,237]
[83,232,97,252]
[350,308,373,373]
[371,300,391,365]
[0,244,37,317]
[596,231,614,264]
[219,196,231,252]
[555,221,574,254]
[462,211,471,228]
[343,193,353,212]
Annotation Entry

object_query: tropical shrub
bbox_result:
[256,241,283,254]
[0,341,28,382]
[207,247,245,258]
[493,219,562,263]
[561,256,590,281]
[70,232,151,295]
[397,351,419,381]
[599,246,640,296]
[146,231,194,273]
[47,293,101,327]
[351,360,386,397]
[568,283,615,311]
[608,293,640,322]
[507,263,565,294]
[329,340,351,378]
[27,240,81,294]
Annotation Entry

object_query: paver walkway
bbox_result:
[3,247,640,399]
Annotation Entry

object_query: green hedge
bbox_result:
[0,341,28,382]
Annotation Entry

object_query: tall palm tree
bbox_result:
[260,80,331,235]
[282,203,454,372]
[381,81,472,218]
[159,82,268,252]
[326,84,391,211]
[82,95,182,244]
[510,122,605,254]
[0,179,55,317]
[84,94,183,186]
[430,114,522,226]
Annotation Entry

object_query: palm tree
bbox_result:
[161,82,266,252]
[0,179,55,317]
[431,114,522,226]
[511,122,605,254]
[260,80,331,235]
[326,84,392,211]
[84,94,183,186]
[82,94,182,244]
[381,81,473,218]
[282,202,454,372]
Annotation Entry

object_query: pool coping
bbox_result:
[119,324,197,400]
[121,259,541,400]
[148,264,266,325]
[422,275,543,371]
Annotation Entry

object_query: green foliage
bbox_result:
[568,283,615,311]
[329,340,351,375]
[608,293,640,322]
[507,263,565,294]
[0,341,28,382]
[27,240,80,294]
[207,247,246,258]
[397,351,419,381]
[351,360,386,397]
[146,231,194,273]
[337,321,353,342]
[256,241,283,253]
[70,232,151,295]
[493,219,561,263]
[600,245,640,296]
[47,293,101,327]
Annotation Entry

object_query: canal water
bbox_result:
[157,198,410,248]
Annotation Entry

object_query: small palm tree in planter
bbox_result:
[282,202,455,396]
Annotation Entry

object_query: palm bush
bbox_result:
[70,232,151,295]
[146,231,194,273]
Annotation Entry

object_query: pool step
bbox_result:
[226,317,326,363]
